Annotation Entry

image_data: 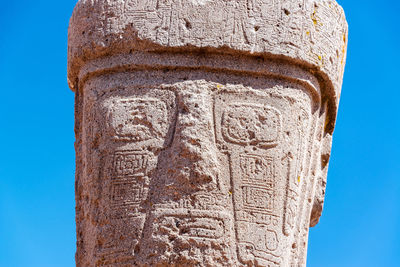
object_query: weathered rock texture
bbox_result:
[68,0,347,266]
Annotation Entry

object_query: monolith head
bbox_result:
[68,1,347,266]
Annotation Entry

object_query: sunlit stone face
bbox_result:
[68,0,347,265]
[79,67,322,266]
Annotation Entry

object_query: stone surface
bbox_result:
[68,0,347,266]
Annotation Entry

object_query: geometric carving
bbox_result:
[238,154,276,216]
[113,151,149,178]
[178,216,225,239]
[240,154,274,186]
[233,151,281,264]
[124,0,157,13]
[242,186,274,212]
[265,229,279,251]
[109,98,169,142]
[283,194,298,236]
[222,103,281,147]
[151,209,231,241]
[165,215,225,240]
[111,181,143,205]
[237,222,281,264]
[110,151,150,219]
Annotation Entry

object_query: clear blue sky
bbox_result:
[0,1,399,266]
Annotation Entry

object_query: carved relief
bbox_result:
[240,154,274,186]
[94,90,178,265]
[137,207,236,265]
[246,0,281,47]
[103,94,172,213]
[246,0,281,22]
[123,0,159,37]
[108,98,169,142]
[70,0,348,264]
[76,74,327,266]
[153,209,228,241]
[238,154,276,217]
[222,103,281,147]
[237,223,279,252]
[237,222,281,266]
[211,89,315,265]
[283,109,310,236]
[124,0,157,13]
[111,182,142,205]
[242,186,274,211]
[109,151,150,219]
[233,152,282,263]
[113,151,149,177]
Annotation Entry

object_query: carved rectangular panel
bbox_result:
[108,98,169,142]
[240,154,274,186]
[109,151,150,219]
[236,153,278,218]
[242,186,274,211]
[221,103,282,147]
[213,89,314,265]
[113,151,149,178]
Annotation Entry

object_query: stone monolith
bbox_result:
[68,0,347,266]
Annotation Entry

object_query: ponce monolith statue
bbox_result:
[67,0,347,266]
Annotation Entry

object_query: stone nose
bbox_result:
[164,86,219,192]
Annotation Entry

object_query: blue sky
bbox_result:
[0,1,399,266]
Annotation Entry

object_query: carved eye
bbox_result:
[221,103,281,147]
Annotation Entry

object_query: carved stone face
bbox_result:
[79,63,326,266]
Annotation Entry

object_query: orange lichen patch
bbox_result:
[340,33,347,65]
[311,11,318,26]
[308,50,323,67]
